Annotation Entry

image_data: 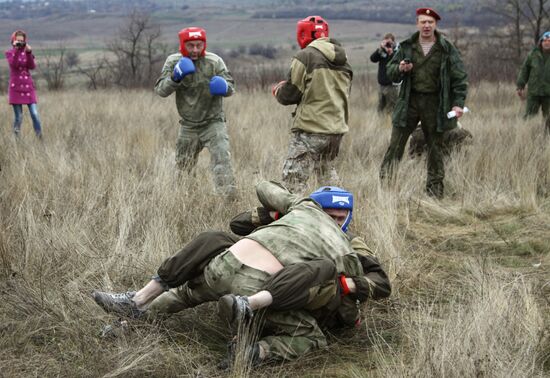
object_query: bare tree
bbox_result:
[77,58,109,90]
[485,0,550,57]
[40,45,67,91]
[467,0,550,82]
[524,0,550,43]
[106,10,165,88]
[65,51,80,68]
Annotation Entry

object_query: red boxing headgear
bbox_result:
[416,7,441,21]
[296,16,329,49]
[178,27,207,57]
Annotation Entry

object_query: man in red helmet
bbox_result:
[155,27,237,198]
[273,16,353,193]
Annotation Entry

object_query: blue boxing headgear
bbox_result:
[310,186,354,232]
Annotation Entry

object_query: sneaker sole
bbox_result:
[218,295,236,325]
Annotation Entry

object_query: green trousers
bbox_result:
[524,95,550,132]
[176,120,236,196]
[380,93,445,197]
[149,250,328,361]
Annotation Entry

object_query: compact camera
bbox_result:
[385,42,394,49]
[15,41,26,48]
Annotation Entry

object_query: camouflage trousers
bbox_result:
[524,95,550,133]
[176,120,236,196]
[377,84,399,114]
[380,93,445,198]
[282,131,343,193]
[148,250,328,361]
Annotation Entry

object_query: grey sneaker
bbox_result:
[218,294,253,329]
[92,290,143,319]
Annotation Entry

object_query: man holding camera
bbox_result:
[379,8,468,199]
[155,27,236,198]
[517,31,550,133]
[370,33,399,114]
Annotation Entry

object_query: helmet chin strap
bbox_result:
[341,211,352,233]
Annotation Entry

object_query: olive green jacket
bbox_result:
[276,38,353,134]
[517,46,550,97]
[154,51,234,127]
[387,31,468,132]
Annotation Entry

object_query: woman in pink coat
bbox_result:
[5,30,42,138]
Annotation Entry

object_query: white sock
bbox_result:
[133,280,164,310]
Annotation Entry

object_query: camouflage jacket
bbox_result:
[154,52,234,127]
[517,46,550,97]
[275,38,353,135]
[245,181,359,273]
[230,183,391,309]
[387,31,468,132]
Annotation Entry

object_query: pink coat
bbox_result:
[5,47,37,104]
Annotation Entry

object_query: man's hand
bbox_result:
[399,60,413,73]
[380,39,394,54]
[271,80,286,97]
[451,106,464,118]
[517,88,526,100]
[172,57,195,82]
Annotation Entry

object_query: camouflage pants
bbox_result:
[176,120,236,196]
[524,95,550,133]
[282,131,343,193]
[380,93,445,198]
[377,84,399,114]
[148,250,328,361]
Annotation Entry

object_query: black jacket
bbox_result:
[370,48,395,86]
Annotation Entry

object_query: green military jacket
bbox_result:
[517,46,550,97]
[387,31,468,132]
[275,38,353,135]
[154,51,235,127]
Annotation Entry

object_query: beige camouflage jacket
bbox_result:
[275,38,353,135]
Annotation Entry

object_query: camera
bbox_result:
[385,42,394,49]
[15,41,26,48]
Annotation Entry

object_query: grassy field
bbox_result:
[0,81,549,377]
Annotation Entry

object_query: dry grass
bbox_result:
[0,82,549,377]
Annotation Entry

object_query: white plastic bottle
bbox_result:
[447,106,469,119]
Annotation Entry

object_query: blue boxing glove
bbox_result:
[209,76,229,96]
[172,57,195,82]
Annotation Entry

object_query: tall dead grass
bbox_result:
[0,82,549,377]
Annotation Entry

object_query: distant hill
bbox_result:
[0,0,500,27]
